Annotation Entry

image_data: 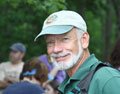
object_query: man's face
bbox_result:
[9,51,24,64]
[46,28,83,70]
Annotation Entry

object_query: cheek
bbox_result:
[73,43,79,55]
[10,53,15,58]
[66,41,79,55]
[15,53,19,57]
[15,53,21,58]
[9,53,12,57]
[47,47,53,55]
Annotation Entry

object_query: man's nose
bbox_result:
[53,42,63,53]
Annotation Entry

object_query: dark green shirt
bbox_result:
[58,54,120,94]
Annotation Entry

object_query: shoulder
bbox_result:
[89,67,120,93]
[0,62,10,68]
[92,66,120,84]
[3,81,44,94]
[90,67,120,91]
[102,76,120,94]
[20,62,24,66]
[23,81,44,92]
[28,82,45,93]
[0,61,10,65]
[94,66,120,79]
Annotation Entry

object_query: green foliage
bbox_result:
[85,11,102,59]
[0,0,66,62]
[0,0,119,62]
[66,0,119,60]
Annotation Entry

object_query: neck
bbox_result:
[66,49,90,77]
[11,60,22,65]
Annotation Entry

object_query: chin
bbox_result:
[54,60,75,70]
[50,52,81,70]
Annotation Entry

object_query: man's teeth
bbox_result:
[55,54,68,58]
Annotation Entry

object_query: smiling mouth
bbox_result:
[54,54,70,62]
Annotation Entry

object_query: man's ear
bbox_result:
[80,32,89,49]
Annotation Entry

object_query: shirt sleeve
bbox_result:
[0,63,5,80]
[102,76,120,94]
[54,71,66,83]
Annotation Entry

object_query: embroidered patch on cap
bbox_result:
[46,15,57,24]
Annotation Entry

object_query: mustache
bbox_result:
[50,51,71,58]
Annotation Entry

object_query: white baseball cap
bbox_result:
[34,10,87,41]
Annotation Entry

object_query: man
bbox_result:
[0,43,26,90]
[35,10,120,94]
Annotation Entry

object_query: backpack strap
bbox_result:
[71,63,110,94]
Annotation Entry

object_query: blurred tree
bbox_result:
[66,0,119,61]
[98,0,119,61]
[0,0,119,62]
[111,0,120,39]
[0,0,66,62]
[104,0,112,60]
[66,0,104,60]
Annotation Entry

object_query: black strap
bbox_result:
[71,88,80,94]
[71,63,109,94]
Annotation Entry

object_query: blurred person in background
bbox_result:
[3,57,48,94]
[45,80,60,94]
[0,43,26,91]
[109,38,120,70]
[38,54,66,85]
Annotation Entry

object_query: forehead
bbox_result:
[45,28,77,39]
[10,50,21,54]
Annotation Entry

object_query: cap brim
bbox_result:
[34,25,73,41]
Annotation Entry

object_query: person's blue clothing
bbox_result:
[3,81,44,94]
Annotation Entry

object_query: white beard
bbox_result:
[50,42,83,70]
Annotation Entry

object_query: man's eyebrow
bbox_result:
[45,35,51,40]
[61,33,72,38]
[60,32,71,37]
[45,37,50,42]
[45,37,55,42]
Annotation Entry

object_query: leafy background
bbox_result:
[0,0,120,62]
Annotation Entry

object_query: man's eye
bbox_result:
[46,41,54,46]
[63,38,69,40]
[47,41,53,44]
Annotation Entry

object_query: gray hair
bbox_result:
[76,28,84,40]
